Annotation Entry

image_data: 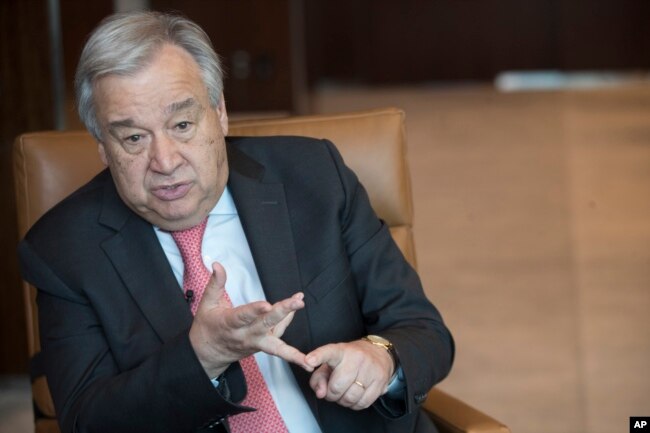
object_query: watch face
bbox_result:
[367,334,391,346]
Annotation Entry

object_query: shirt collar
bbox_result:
[210,186,238,216]
[154,186,237,233]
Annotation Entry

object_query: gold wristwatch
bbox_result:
[362,335,398,368]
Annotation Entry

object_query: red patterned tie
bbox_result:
[171,218,289,433]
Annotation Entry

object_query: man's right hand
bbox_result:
[188,262,312,379]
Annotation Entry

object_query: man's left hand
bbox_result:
[305,340,395,410]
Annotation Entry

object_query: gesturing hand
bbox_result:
[189,262,313,378]
[305,340,395,411]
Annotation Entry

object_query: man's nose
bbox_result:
[149,134,183,174]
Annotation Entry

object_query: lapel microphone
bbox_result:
[184,290,194,304]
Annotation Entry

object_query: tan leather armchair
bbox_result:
[14,107,509,433]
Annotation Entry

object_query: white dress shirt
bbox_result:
[154,187,322,433]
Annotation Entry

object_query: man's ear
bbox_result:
[97,141,109,166]
[216,94,229,136]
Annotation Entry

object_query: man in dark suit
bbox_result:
[18,11,454,433]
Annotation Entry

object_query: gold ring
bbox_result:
[354,380,366,389]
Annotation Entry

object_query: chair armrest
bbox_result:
[422,388,510,433]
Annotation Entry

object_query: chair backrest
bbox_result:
[13,107,416,431]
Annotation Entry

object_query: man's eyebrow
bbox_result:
[106,99,202,132]
[108,119,135,130]
[166,97,201,114]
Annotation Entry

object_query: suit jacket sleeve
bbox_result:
[321,139,455,416]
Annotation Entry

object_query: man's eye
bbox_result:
[126,135,141,143]
[176,121,191,130]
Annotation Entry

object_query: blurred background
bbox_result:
[1,1,648,432]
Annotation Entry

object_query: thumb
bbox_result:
[305,344,342,370]
[196,262,228,310]
[210,262,227,289]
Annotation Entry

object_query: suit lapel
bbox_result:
[227,144,311,354]
[98,174,192,343]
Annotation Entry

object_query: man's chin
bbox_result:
[135,194,218,231]
[140,207,206,232]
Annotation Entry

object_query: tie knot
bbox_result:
[171,218,209,262]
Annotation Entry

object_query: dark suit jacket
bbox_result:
[19,136,454,433]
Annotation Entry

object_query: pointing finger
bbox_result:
[258,337,312,372]
[305,344,343,370]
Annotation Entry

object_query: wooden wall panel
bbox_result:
[558,0,650,69]
[0,0,53,373]
[305,0,650,84]
[0,0,112,373]
[59,0,114,129]
[152,0,303,113]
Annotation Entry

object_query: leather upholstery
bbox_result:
[14,107,508,433]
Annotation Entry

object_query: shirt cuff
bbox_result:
[384,366,406,397]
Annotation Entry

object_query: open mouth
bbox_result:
[151,182,192,201]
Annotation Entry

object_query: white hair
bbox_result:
[75,11,224,140]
